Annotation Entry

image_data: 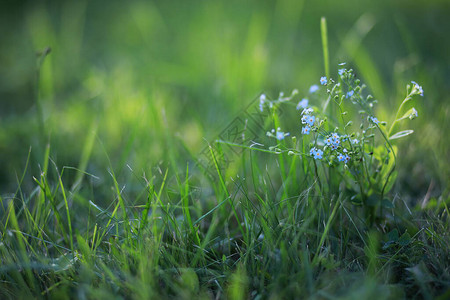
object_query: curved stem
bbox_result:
[388,94,413,137]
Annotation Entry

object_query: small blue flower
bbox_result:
[314,148,323,160]
[259,94,266,112]
[301,108,314,115]
[343,148,348,153]
[309,147,324,159]
[338,68,345,76]
[301,115,315,126]
[309,84,319,93]
[337,153,345,162]
[276,131,289,141]
[344,154,350,164]
[301,126,311,135]
[296,98,309,110]
[409,108,418,120]
[411,81,424,96]
[370,116,379,125]
[301,115,308,124]
[346,90,354,98]
[320,76,327,85]
[325,133,340,150]
[351,138,359,145]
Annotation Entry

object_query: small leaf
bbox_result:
[381,198,395,208]
[350,194,363,205]
[389,130,414,140]
[382,171,398,194]
[398,232,411,246]
[179,268,199,292]
[387,229,399,242]
[397,108,416,121]
[382,241,396,250]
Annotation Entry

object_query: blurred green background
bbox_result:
[0,0,449,199]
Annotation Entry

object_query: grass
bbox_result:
[0,0,449,299]
[0,137,448,299]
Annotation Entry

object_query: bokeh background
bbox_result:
[0,0,449,201]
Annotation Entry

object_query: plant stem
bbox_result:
[388,94,412,137]
[320,17,330,79]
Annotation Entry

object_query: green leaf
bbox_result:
[398,232,411,246]
[179,268,199,292]
[350,194,363,205]
[382,241,396,250]
[381,198,395,208]
[382,170,398,194]
[389,130,414,140]
[76,234,92,263]
[387,229,399,242]
[396,108,416,121]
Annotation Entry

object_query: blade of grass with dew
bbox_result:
[6,202,37,292]
[56,167,74,253]
[70,121,98,193]
[312,195,341,266]
[34,144,50,229]
[182,163,201,247]
[209,144,246,239]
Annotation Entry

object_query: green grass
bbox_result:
[0,0,449,299]
[0,137,448,299]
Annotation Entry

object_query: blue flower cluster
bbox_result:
[346,90,354,98]
[325,133,340,150]
[323,133,353,164]
[259,94,266,112]
[410,108,418,119]
[301,110,315,136]
[301,115,315,126]
[411,81,424,97]
[298,77,355,165]
[310,147,323,160]
[337,150,350,164]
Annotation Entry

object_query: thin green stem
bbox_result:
[321,17,330,79]
[388,94,413,137]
